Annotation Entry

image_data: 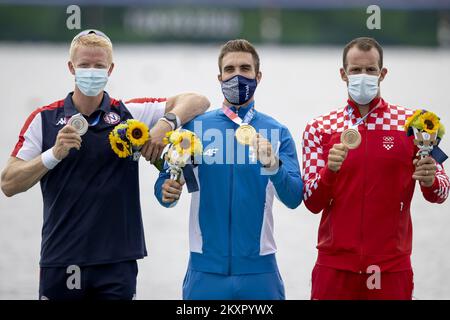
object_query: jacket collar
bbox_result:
[229,100,256,119]
[346,97,387,119]
[64,91,111,117]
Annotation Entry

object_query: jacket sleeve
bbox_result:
[154,164,179,208]
[264,126,303,209]
[420,160,449,204]
[302,120,338,214]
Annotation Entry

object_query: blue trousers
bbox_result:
[182,269,285,300]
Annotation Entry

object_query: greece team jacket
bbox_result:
[302,97,449,273]
[155,104,303,275]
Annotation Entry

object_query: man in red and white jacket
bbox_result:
[302,37,449,300]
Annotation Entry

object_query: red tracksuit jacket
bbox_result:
[302,98,449,273]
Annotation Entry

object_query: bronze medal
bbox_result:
[340,128,361,149]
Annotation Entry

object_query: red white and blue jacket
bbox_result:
[302,97,449,273]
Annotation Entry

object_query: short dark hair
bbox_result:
[343,37,383,69]
[218,39,260,74]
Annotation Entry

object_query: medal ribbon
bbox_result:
[347,101,381,129]
[221,101,255,126]
[88,113,101,126]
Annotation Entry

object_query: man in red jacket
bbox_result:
[301,37,449,300]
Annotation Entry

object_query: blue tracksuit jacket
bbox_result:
[155,103,303,275]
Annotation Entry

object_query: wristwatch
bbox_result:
[161,112,180,130]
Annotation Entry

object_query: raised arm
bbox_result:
[127,93,210,163]
[257,127,303,209]
[164,92,210,126]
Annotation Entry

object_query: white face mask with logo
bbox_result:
[347,73,380,105]
[75,68,109,97]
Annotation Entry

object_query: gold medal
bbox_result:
[340,128,361,149]
[68,113,88,136]
[235,124,256,145]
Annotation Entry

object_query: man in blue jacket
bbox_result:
[154,39,303,300]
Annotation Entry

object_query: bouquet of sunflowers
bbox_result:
[404,109,447,162]
[161,129,203,192]
[109,122,203,190]
[109,119,150,161]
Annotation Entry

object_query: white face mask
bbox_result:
[75,68,109,97]
[347,73,379,105]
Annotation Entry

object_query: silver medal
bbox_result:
[68,113,88,136]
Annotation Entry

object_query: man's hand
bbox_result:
[252,133,278,170]
[53,125,82,160]
[162,179,184,203]
[142,119,172,163]
[327,143,349,172]
[413,156,437,187]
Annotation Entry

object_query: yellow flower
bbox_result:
[114,123,128,132]
[438,123,445,139]
[109,132,131,158]
[163,131,174,145]
[126,120,149,147]
[173,130,203,156]
[420,111,440,135]
[169,131,183,144]
[193,137,203,156]
[404,109,422,131]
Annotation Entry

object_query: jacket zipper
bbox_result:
[228,127,236,276]
[359,122,368,274]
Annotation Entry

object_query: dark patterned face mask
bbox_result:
[221,75,257,106]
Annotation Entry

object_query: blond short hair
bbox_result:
[69,33,113,64]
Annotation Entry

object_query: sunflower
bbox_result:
[126,120,149,147]
[420,111,440,135]
[404,109,422,131]
[438,123,445,140]
[169,131,183,144]
[109,132,132,158]
[163,131,174,145]
[192,137,203,156]
[173,131,203,156]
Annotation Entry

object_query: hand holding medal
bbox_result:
[51,113,91,161]
[327,143,349,172]
[52,125,83,161]
[251,133,279,170]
